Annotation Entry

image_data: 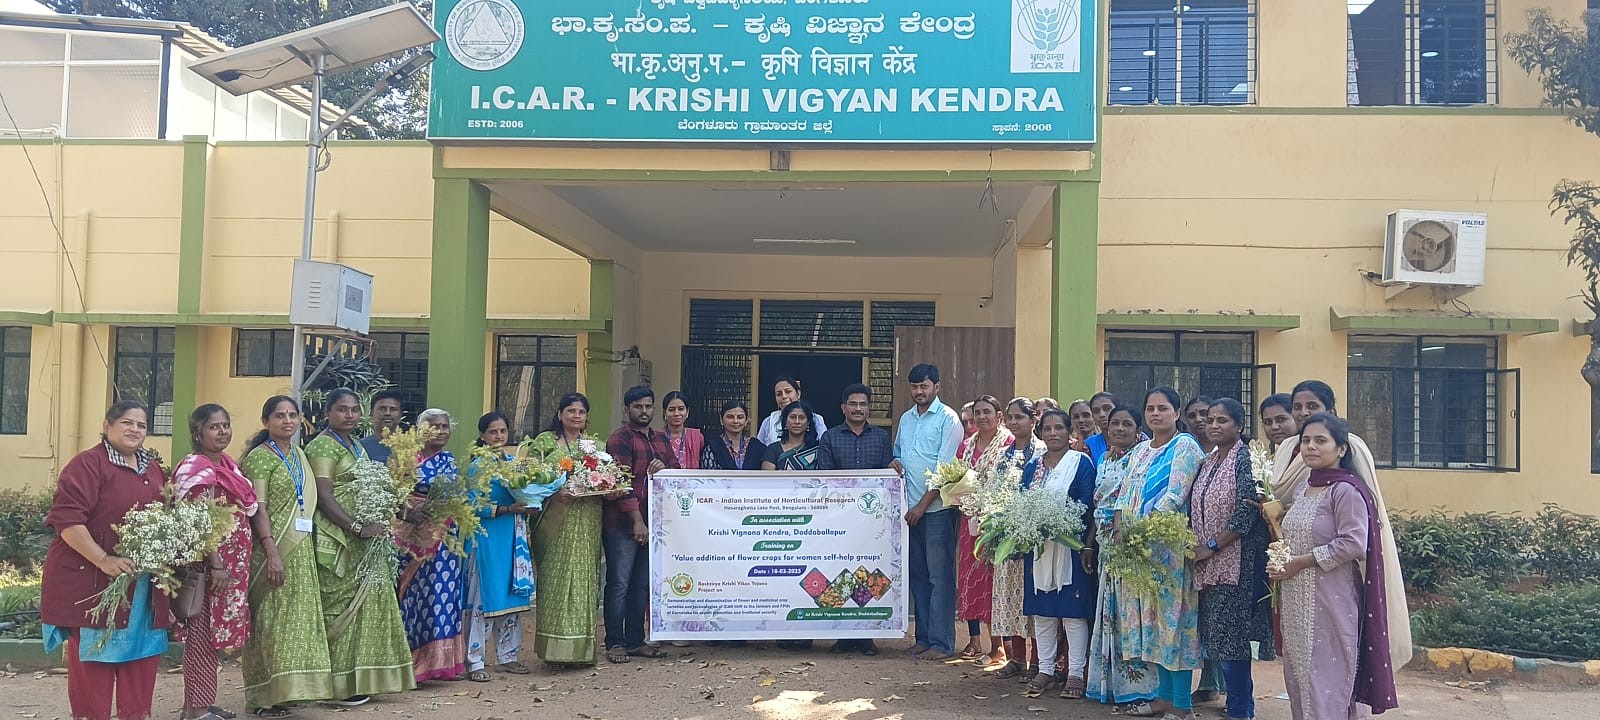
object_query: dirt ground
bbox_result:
[2,633,1593,720]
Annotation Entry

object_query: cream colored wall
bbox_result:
[0,141,588,489]
[1088,108,1600,515]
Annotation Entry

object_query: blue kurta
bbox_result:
[1021,453,1099,619]
[465,459,535,616]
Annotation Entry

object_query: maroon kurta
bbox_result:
[41,445,172,630]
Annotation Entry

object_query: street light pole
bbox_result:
[287,52,326,438]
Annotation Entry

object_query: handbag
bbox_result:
[174,567,206,620]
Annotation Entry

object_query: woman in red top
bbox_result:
[41,401,171,720]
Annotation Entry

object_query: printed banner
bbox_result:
[428,0,1098,143]
[647,469,908,641]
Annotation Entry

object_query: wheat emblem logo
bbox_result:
[1015,0,1078,52]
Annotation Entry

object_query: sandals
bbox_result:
[468,669,492,682]
[626,645,667,659]
[993,659,1027,679]
[1024,672,1060,698]
[248,708,291,718]
[957,643,984,660]
[972,651,1008,669]
[916,648,955,662]
[1120,702,1157,717]
[210,709,239,720]
[1059,675,1087,700]
[498,661,532,675]
[605,646,630,664]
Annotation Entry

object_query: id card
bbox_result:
[294,517,314,533]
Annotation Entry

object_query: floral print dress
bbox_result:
[1113,434,1204,672]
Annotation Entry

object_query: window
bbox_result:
[370,332,430,416]
[1108,0,1255,106]
[0,327,30,434]
[1347,335,1518,470]
[1103,331,1263,431]
[1348,0,1497,106]
[234,329,295,377]
[113,327,175,436]
[495,336,578,439]
[0,27,162,137]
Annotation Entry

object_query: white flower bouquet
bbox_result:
[974,479,1089,562]
[88,488,238,643]
[349,457,409,583]
[926,458,975,507]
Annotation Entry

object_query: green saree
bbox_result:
[304,432,416,698]
[530,431,604,666]
[240,443,333,709]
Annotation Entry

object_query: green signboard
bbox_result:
[427,0,1098,144]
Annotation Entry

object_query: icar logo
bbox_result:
[1011,0,1081,73]
[445,0,525,72]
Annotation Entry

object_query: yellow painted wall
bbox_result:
[1092,109,1598,515]
[0,140,587,490]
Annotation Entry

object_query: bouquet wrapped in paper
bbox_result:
[469,442,566,509]
[925,458,975,509]
[1102,510,1198,599]
[526,434,632,498]
[973,480,1089,562]
[88,487,239,647]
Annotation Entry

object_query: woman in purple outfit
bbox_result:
[1269,413,1399,720]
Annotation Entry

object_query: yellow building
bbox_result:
[1,0,1596,516]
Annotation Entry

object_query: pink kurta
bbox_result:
[955,431,1014,623]
[1281,482,1375,720]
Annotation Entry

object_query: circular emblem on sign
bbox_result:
[668,573,695,597]
[445,0,524,72]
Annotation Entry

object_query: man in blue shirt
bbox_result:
[891,363,965,661]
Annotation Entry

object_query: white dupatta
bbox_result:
[1032,450,1088,594]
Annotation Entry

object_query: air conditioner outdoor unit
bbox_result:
[290,259,374,334]
[1382,210,1487,288]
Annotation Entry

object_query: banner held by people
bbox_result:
[647,469,908,642]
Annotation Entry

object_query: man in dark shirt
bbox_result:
[815,383,893,655]
[358,389,405,463]
[603,385,663,661]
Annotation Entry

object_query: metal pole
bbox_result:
[288,52,326,439]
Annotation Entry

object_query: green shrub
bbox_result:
[1391,505,1600,593]
[1530,504,1600,583]
[0,488,53,572]
[1412,578,1600,661]
[1391,509,1532,592]
[0,567,41,640]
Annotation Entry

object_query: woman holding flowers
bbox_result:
[240,397,332,716]
[396,409,467,683]
[1270,381,1411,671]
[955,395,1014,666]
[41,401,169,720]
[1190,399,1274,720]
[987,397,1044,679]
[701,400,766,470]
[1114,387,1204,720]
[1021,409,1098,701]
[463,412,537,681]
[1270,414,1399,720]
[305,388,415,703]
[174,404,258,720]
[531,392,606,666]
[1086,406,1158,714]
